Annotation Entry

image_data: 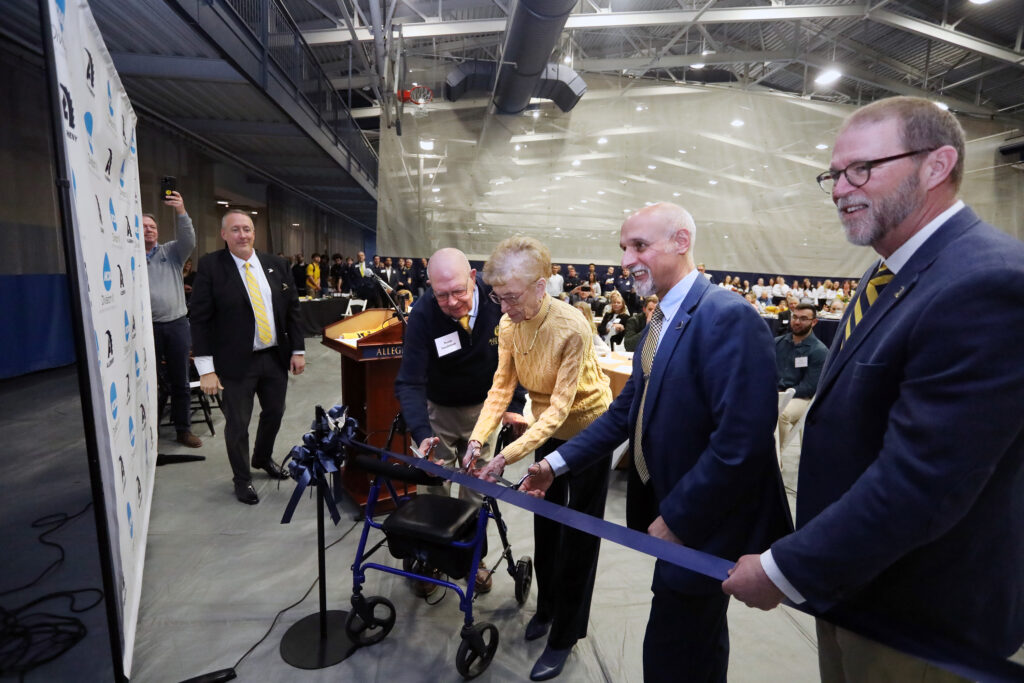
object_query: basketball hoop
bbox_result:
[400,85,433,105]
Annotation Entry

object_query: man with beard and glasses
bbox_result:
[724,96,1024,681]
[773,303,826,449]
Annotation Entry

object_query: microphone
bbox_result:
[372,271,394,293]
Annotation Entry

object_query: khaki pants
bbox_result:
[816,620,970,683]
[425,400,497,503]
[778,397,810,449]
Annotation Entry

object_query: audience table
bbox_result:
[297,295,350,337]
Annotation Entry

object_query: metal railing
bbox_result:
[224,0,378,183]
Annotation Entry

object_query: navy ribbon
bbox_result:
[280,444,341,525]
[343,437,1024,683]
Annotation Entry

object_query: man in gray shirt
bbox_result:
[144,191,201,448]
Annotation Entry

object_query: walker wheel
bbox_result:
[456,622,498,679]
[514,556,533,605]
[345,595,396,646]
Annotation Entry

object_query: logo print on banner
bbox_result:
[126,502,133,539]
[123,310,130,342]
[109,381,118,421]
[72,170,77,199]
[59,84,75,132]
[105,149,113,177]
[119,159,126,188]
[84,48,95,90]
[130,255,136,279]
[108,198,117,232]
[54,0,67,32]
[105,330,113,364]
[106,81,114,117]
[129,128,136,155]
[124,215,132,240]
[84,112,94,154]
[128,415,135,448]
[102,253,112,291]
[134,351,140,378]
[117,264,125,292]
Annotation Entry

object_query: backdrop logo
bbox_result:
[108,198,117,232]
[117,263,125,293]
[130,255,136,279]
[126,502,134,539]
[71,170,77,199]
[84,47,95,90]
[106,81,114,117]
[134,350,140,378]
[102,253,112,291]
[54,0,67,31]
[59,84,76,135]
[124,215,133,240]
[123,310,130,342]
[83,111,94,154]
[105,330,113,365]
[119,159,126,188]
[129,129,136,154]
[109,381,118,421]
[128,415,135,448]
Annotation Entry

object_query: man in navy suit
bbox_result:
[723,97,1024,679]
[524,202,791,681]
[190,210,305,505]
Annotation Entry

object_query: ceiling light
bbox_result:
[620,179,628,184]
[934,101,949,110]
[431,187,440,193]
[968,0,993,4]
[635,105,644,112]
[563,55,571,64]
[691,63,705,70]
[647,164,657,170]
[672,192,680,197]
[250,211,258,215]
[815,143,829,150]
[216,200,229,205]
[623,209,631,213]
[702,48,714,56]
[814,68,842,86]
[292,223,300,227]
[731,119,745,127]
[708,179,718,185]
[569,207,575,211]
[597,190,605,195]
[571,159,581,167]
[532,110,540,119]
[644,201,653,206]
[581,199,588,204]
[514,144,521,151]
[554,175,562,181]
[419,139,434,151]
[541,188,547,192]
[677,149,687,154]
[597,137,608,145]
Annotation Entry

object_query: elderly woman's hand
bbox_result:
[462,440,482,471]
[475,454,506,482]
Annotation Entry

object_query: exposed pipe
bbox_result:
[492,0,576,114]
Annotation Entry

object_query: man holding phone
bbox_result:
[144,185,201,448]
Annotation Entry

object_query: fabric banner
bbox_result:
[45,0,156,675]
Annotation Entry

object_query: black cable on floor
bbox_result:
[230,520,360,672]
[0,502,94,598]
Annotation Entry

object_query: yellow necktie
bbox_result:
[360,263,365,276]
[843,263,893,345]
[633,305,665,484]
[458,315,471,333]
[245,263,273,345]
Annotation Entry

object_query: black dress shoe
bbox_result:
[530,645,571,681]
[525,614,552,641]
[234,483,259,505]
[252,457,288,480]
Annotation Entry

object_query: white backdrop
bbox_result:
[47,0,156,675]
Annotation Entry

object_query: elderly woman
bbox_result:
[463,236,612,681]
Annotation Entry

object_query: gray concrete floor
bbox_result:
[130,340,819,682]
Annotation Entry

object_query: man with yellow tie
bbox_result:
[190,210,305,505]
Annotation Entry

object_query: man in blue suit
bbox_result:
[723,97,1024,679]
[524,202,792,681]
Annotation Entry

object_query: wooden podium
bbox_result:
[321,309,411,509]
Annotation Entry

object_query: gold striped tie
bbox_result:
[245,263,273,345]
[843,263,892,345]
[458,315,471,333]
[633,305,664,484]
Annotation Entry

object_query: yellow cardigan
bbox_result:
[470,294,611,464]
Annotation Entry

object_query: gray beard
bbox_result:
[841,171,920,246]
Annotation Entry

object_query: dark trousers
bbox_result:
[644,572,730,683]
[220,349,288,485]
[153,316,192,431]
[533,438,611,650]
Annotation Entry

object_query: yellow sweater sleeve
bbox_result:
[469,318,518,447]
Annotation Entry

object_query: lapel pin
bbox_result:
[675,321,683,329]
[893,286,905,299]
[282,283,289,290]
[268,268,274,273]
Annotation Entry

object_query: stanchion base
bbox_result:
[279,610,356,670]
[156,453,206,466]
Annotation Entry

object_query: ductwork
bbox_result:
[443,0,586,114]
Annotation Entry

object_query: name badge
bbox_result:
[435,331,461,357]
[795,356,808,368]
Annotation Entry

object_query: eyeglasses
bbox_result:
[488,290,525,306]
[815,149,935,193]
[434,284,469,303]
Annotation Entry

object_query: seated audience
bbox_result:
[623,295,659,352]
[597,290,630,348]
[775,303,828,448]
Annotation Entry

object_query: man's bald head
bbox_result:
[427,247,471,282]
[428,247,476,319]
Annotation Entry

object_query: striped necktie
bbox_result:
[843,262,892,345]
[244,263,273,345]
[633,305,664,484]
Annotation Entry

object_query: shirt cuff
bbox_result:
[194,355,214,376]
[292,350,305,355]
[545,451,569,476]
[760,549,806,604]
